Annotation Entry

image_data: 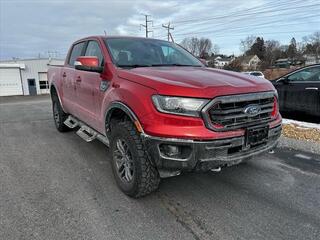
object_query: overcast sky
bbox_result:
[0,0,319,60]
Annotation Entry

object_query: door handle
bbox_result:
[305,87,318,90]
[62,72,66,78]
[76,76,82,82]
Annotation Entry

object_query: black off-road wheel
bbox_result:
[110,119,160,198]
[51,95,70,132]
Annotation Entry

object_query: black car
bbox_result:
[273,64,320,122]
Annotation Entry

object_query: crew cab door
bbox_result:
[74,40,104,129]
[62,41,86,113]
[274,66,320,116]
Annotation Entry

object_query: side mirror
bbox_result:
[75,56,103,73]
[198,58,208,67]
[282,77,290,84]
[277,77,289,84]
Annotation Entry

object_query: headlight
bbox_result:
[152,95,209,117]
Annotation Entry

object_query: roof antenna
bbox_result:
[104,30,107,36]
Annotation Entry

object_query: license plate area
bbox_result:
[246,125,269,147]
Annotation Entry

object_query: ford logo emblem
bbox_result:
[243,105,261,116]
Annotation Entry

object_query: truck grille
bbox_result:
[202,92,276,131]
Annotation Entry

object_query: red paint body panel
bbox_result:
[48,36,281,140]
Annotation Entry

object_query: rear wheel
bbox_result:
[51,95,70,132]
[110,119,160,198]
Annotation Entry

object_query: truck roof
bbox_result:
[74,35,168,44]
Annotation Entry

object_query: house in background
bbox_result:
[274,58,291,68]
[237,55,261,70]
[274,57,308,68]
[0,58,64,97]
[303,54,319,65]
[212,56,234,69]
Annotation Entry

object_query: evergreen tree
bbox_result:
[246,37,266,60]
[287,37,297,59]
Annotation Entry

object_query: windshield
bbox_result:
[104,38,202,68]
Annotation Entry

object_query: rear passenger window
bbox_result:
[85,41,104,66]
[68,42,85,66]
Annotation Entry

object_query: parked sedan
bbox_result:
[243,71,265,78]
[273,64,320,121]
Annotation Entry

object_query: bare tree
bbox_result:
[240,35,256,53]
[223,58,243,72]
[212,44,220,55]
[180,37,213,58]
[301,31,320,62]
[309,31,320,62]
[261,40,281,69]
[180,37,199,55]
[309,31,320,45]
[198,38,212,58]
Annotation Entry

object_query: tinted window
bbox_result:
[68,42,85,66]
[307,71,320,82]
[250,72,263,76]
[104,38,202,67]
[288,66,320,81]
[85,41,104,66]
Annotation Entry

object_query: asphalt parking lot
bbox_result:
[0,96,319,240]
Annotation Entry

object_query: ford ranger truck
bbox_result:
[48,36,282,198]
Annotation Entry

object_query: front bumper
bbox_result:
[142,124,281,172]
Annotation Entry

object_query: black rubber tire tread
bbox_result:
[110,119,160,198]
[51,94,70,132]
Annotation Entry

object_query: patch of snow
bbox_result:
[282,118,320,130]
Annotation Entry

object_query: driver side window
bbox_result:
[288,67,320,82]
[85,41,104,66]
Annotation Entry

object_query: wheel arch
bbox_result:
[49,83,66,112]
[105,102,145,134]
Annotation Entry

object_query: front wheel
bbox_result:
[110,119,160,198]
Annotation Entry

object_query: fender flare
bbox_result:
[105,101,144,134]
[49,83,66,112]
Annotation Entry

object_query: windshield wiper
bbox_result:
[117,64,151,68]
[118,63,202,68]
[150,64,202,67]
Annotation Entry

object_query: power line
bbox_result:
[153,1,317,37]
[152,0,297,28]
[171,3,318,33]
[172,1,316,25]
[152,2,319,39]
[140,14,153,38]
[172,30,315,41]
[171,14,320,38]
[152,0,318,40]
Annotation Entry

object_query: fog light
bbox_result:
[160,144,181,157]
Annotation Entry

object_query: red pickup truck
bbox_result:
[48,36,282,197]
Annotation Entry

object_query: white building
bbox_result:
[213,56,234,68]
[303,54,319,65]
[0,58,64,97]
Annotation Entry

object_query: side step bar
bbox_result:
[64,116,79,129]
[76,126,97,142]
[64,116,109,147]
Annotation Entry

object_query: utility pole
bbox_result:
[162,22,174,42]
[140,14,153,38]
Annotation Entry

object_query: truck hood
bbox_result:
[118,67,275,98]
